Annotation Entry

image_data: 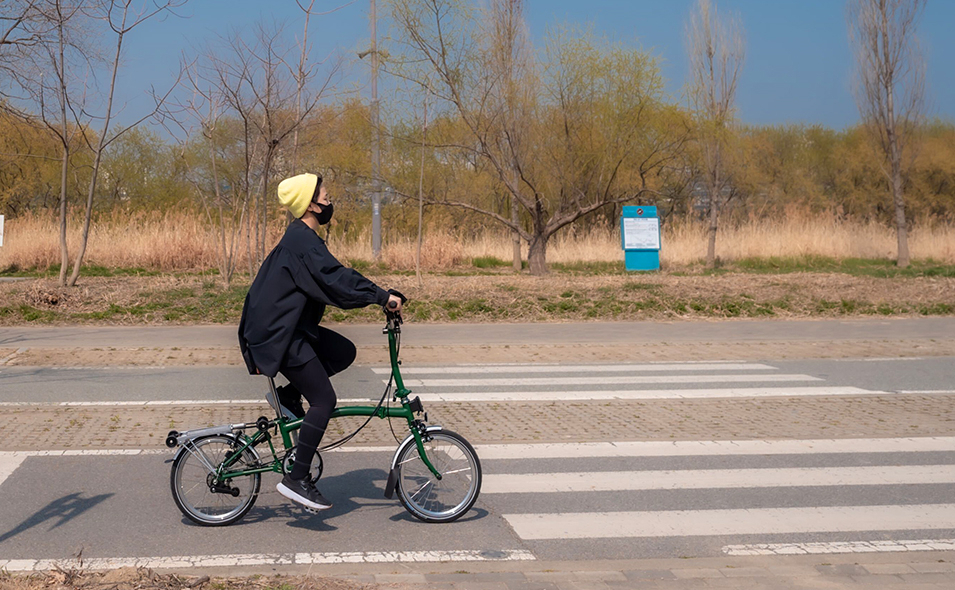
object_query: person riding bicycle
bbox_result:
[238,172,403,512]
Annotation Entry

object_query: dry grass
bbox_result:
[2,210,955,273]
[0,567,368,590]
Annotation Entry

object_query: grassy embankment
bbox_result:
[1,212,954,324]
[2,256,954,324]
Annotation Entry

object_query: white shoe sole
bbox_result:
[277,482,332,511]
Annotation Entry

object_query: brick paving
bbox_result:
[376,563,955,590]
[179,554,955,590]
[4,394,954,451]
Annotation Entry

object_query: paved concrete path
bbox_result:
[3,444,955,588]
[3,317,955,348]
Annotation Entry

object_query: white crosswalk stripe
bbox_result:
[483,465,955,493]
[488,436,955,554]
[398,374,820,387]
[504,505,955,540]
[371,363,777,374]
[408,386,883,401]
[376,361,893,401]
[474,437,955,458]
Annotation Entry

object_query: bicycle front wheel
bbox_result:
[395,430,481,523]
[170,435,260,526]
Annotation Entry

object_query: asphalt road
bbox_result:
[2,357,955,570]
[2,440,954,566]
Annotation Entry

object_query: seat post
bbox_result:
[265,376,283,419]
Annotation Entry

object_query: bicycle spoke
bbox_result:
[173,437,259,524]
[397,455,420,467]
[184,443,218,474]
[409,479,434,501]
[396,432,479,522]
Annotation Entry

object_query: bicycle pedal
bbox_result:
[302,506,320,515]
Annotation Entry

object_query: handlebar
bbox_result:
[384,289,407,330]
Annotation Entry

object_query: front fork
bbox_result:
[384,423,445,499]
[410,419,442,479]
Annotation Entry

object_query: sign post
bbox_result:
[620,206,660,271]
[0,214,4,247]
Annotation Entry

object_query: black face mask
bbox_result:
[315,201,334,225]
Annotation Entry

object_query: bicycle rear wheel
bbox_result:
[395,430,481,523]
[170,435,260,526]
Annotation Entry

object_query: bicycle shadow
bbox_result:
[284,468,399,530]
[179,468,395,529]
[388,506,489,524]
[0,492,113,543]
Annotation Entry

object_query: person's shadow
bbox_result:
[0,493,113,543]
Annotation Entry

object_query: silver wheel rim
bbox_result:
[175,437,257,523]
[398,433,478,520]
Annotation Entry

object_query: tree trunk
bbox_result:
[527,233,548,275]
[705,187,718,268]
[257,149,274,269]
[245,199,255,277]
[511,194,521,272]
[415,96,427,287]
[885,74,910,268]
[705,142,721,269]
[890,142,910,268]
[68,141,106,286]
[57,143,69,286]
[56,14,69,287]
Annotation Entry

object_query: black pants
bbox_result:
[280,327,356,481]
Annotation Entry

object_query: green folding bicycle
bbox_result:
[164,309,482,526]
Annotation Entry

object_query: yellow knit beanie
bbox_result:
[277,173,319,219]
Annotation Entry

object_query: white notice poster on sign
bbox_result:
[623,217,660,250]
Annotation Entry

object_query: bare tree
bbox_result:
[686,0,745,268]
[8,1,185,285]
[1,0,51,107]
[848,0,925,268]
[488,0,530,272]
[178,22,341,274]
[390,0,686,275]
[290,0,354,174]
[414,90,427,286]
[165,61,248,287]
[25,0,86,285]
[65,0,186,286]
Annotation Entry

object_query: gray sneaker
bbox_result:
[277,474,332,511]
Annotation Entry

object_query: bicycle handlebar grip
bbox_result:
[387,299,399,310]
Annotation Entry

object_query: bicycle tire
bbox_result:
[395,430,481,523]
[170,435,260,526]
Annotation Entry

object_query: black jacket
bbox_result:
[238,219,389,377]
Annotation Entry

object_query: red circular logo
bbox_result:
[637,208,644,216]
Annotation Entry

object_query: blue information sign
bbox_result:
[620,206,660,271]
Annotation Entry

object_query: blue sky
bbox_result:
[115,0,955,132]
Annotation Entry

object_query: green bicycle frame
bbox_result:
[214,319,441,481]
